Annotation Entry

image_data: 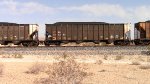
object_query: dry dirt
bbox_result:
[0,55,150,84]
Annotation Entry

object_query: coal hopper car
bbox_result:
[0,22,39,47]
[45,22,131,46]
[134,21,150,45]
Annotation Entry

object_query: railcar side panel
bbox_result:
[25,25,29,40]
[77,24,83,40]
[83,24,88,40]
[19,25,25,40]
[99,24,104,40]
[146,22,150,39]
[114,24,120,40]
[140,23,146,39]
[51,25,57,40]
[109,24,115,40]
[56,25,62,40]
[8,24,14,40]
[66,24,72,40]
[104,24,109,40]
[14,25,19,40]
[93,25,99,40]
[120,24,124,40]
[72,24,78,40]
[46,24,52,40]
[0,25,2,40]
[116,24,124,40]
[88,25,94,40]
[113,24,117,40]
[61,24,66,40]
[3,25,8,40]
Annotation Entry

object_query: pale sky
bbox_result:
[0,0,149,39]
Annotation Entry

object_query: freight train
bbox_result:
[0,21,150,47]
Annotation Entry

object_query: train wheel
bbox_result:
[45,44,50,47]
[44,41,50,46]
[123,42,130,46]
[22,42,37,47]
[134,42,140,45]
[114,41,123,45]
[76,41,82,44]
[22,43,29,47]
[120,42,125,46]
[114,41,129,46]
[114,41,119,45]
[94,41,100,44]
[55,42,61,46]
[142,42,150,46]
[32,41,39,47]
[148,42,150,45]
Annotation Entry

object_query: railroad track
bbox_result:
[0,45,149,56]
[0,44,149,48]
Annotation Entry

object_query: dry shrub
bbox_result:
[95,60,103,65]
[137,56,144,62]
[26,63,47,74]
[103,55,108,60]
[62,52,69,60]
[115,55,123,60]
[1,54,23,58]
[0,64,4,76]
[99,69,106,72]
[146,57,150,62]
[1,54,11,58]
[54,52,75,61]
[12,53,23,58]
[139,65,150,70]
[131,61,141,65]
[35,59,87,84]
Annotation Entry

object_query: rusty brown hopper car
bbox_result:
[134,21,150,45]
[45,22,130,46]
[0,22,39,47]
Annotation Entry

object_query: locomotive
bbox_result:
[0,21,150,47]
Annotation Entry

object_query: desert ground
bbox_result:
[0,54,150,84]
